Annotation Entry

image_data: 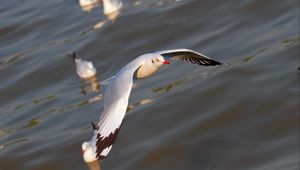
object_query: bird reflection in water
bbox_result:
[127,98,154,112]
[80,76,100,95]
[80,76,103,104]
[85,160,101,170]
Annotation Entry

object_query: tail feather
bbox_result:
[67,51,79,61]
[91,122,98,130]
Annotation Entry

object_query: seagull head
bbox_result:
[149,55,169,67]
[134,55,169,79]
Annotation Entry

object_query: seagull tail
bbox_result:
[67,51,79,61]
[91,122,98,130]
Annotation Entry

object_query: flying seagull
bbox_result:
[81,49,223,162]
[68,51,97,79]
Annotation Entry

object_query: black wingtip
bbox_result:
[210,60,223,66]
[67,51,79,60]
[199,58,223,66]
[207,58,229,66]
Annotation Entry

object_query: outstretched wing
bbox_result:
[95,101,124,160]
[94,71,133,160]
[157,49,223,66]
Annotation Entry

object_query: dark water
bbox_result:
[0,0,299,170]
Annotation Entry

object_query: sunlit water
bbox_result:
[0,0,299,170]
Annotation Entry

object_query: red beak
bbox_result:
[163,60,170,65]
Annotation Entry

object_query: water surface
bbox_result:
[0,0,299,170]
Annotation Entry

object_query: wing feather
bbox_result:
[93,69,134,160]
[157,49,223,66]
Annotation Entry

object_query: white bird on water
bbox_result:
[102,0,123,15]
[68,52,97,79]
[79,0,99,8]
[79,0,123,15]
[82,123,98,163]
[81,49,223,162]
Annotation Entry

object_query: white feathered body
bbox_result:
[75,58,97,79]
[102,0,123,14]
[79,0,99,7]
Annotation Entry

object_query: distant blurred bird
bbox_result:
[82,123,98,163]
[81,49,224,162]
[68,51,97,79]
[79,0,123,16]
[79,0,99,8]
[102,0,123,15]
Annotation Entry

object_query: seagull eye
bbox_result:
[156,59,159,62]
[151,59,155,64]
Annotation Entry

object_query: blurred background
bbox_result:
[0,0,299,169]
